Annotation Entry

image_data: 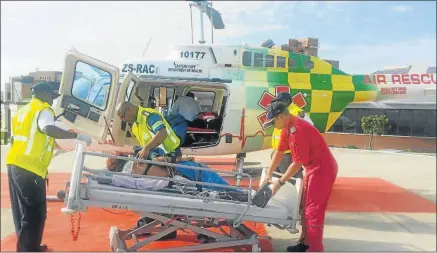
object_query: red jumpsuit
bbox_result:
[277,117,338,252]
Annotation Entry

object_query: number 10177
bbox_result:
[180,51,205,59]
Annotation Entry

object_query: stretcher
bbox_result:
[60,143,304,252]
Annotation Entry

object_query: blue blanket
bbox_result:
[175,161,239,192]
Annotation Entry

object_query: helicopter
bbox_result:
[52,1,436,167]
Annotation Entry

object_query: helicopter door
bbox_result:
[111,72,141,145]
[53,50,120,141]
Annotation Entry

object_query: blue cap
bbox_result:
[32,82,60,97]
[262,102,288,129]
[271,92,292,105]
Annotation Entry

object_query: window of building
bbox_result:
[265,54,274,67]
[277,56,286,68]
[425,110,436,137]
[71,61,112,110]
[331,117,343,132]
[397,109,412,136]
[242,51,252,66]
[411,110,426,136]
[342,109,357,133]
[190,91,216,112]
[288,58,297,69]
[253,53,264,67]
[384,109,398,135]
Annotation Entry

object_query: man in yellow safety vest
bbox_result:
[266,92,314,178]
[115,101,182,165]
[6,82,92,252]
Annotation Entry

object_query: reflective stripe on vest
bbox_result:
[6,98,55,178]
[270,105,301,154]
[133,107,180,153]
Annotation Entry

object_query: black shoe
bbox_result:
[39,244,48,252]
[287,243,309,252]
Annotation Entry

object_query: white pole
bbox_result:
[199,2,205,44]
[210,2,214,44]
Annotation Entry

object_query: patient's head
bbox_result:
[106,152,131,172]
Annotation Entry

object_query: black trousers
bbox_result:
[271,151,303,178]
[7,165,47,252]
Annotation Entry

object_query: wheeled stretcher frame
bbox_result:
[60,143,303,252]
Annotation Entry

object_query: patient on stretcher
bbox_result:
[102,152,250,202]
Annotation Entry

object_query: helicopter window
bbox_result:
[265,54,274,67]
[153,87,175,115]
[253,53,264,67]
[125,80,136,101]
[71,61,112,110]
[277,56,286,68]
[305,60,314,70]
[190,91,216,112]
[288,58,297,69]
[242,51,252,66]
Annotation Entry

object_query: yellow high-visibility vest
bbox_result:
[6,98,55,178]
[271,104,301,153]
[131,106,180,153]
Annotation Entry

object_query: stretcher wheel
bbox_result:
[57,190,66,200]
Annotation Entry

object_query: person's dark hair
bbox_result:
[186,92,195,99]
[106,152,130,172]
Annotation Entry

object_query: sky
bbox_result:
[1,1,436,87]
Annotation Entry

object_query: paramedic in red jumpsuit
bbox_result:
[262,102,338,252]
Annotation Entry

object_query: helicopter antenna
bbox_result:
[189,0,225,44]
[142,38,152,57]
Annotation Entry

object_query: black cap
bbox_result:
[262,102,288,129]
[32,82,60,97]
[271,92,292,105]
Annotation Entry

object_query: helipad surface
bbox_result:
[1,146,435,251]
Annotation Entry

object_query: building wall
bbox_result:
[29,71,62,82]
[322,132,436,152]
[3,71,62,103]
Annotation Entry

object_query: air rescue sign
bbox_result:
[364,74,436,85]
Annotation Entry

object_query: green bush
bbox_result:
[361,115,389,150]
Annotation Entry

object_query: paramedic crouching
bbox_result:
[6,82,92,252]
[116,101,182,161]
[262,102,338,252]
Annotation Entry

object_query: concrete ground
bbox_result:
[1,145,436,251]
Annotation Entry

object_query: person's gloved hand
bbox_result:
[76,133,92,146]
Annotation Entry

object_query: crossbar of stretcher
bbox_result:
[82,151,251,178]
